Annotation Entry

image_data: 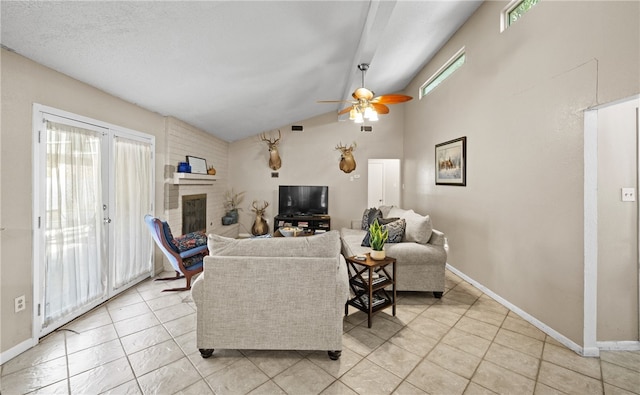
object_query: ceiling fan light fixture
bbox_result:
[354,112,364,123]
[363,106,375,120]
[349,107,357,120]
[368,110,379,122]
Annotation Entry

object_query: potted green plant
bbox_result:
[369,218,389,260]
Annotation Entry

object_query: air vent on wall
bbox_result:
[291,125,303,131]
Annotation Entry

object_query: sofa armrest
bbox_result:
[350,220,362,230]
[428,229,445,246]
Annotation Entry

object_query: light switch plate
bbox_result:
[622,187,636,202]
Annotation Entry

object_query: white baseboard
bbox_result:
[0,337,37,365]
[446,263,590,356]
[597,341,640,351]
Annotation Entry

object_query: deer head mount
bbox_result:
[251,200,270,236]
[260,130,282,170]
[336,142,357,173]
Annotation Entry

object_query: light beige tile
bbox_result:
[342,326,386,356]
[474,295,509,315]
[137,357,203,394]
[464,382,498,395]
[601,361,640,394]
[392,381,428,395]
[63,307,113,333]
[406,359,469,395]
[360,314,405,340]
[308,347,364,379]
[153,302,195,323]
[27,378,69,395]
[340,358,403,395]
[464,308,506,327]
[113,311,160,337]
[382,305,419,325]
[65,323,118,354]
[389,327,438,357]
[205,358,269,394]
[108,301,152,323]
[472,360,536,395]
[145,292,184,311]
[454,316,500,341]
[249,380,287,395]
[105,289,144,309]
[247,350,303,378]
[420,306,463,326]
[502,316,546,341]
[274,359,336,395]
[430,298,473,316]
[174,330,197,355]
[600,351,640,373]
[120,324,172,355]
[3,357,67,394]
[538,361,603,394]
[444,288,480,306]
[542,343,601,379]
[454,281,484,297]
[441,328,492,358]
[67,338,125,376]
[187,348,244,378]
[128,338,185,377]
[1,332,66,376]
[164,313,197,339]
[321,380,359,395]
[367,342,422,379]
[603,383,638,395]
[345,310,369,326]
[493,328,544,358]
[69,357,134,394]
[174,379,215,395]
[484,342,540,379]
[406,315,451,341]
[533,382,565,394]
[427,342,482,379]
[101,379,142,395]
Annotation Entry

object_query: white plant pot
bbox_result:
[370,249,386,260]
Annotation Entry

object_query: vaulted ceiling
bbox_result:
[1,1,482,141]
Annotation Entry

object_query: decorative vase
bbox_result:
[370,249,386,260]
[227,209,239,224]
[177,162,191,173]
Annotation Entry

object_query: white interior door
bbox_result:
[33,105,154,338]
[368,159,401,208]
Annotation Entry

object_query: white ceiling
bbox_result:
[1,1,482,142]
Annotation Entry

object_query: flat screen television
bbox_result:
[278,185,328,216]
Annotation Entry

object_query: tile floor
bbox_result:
[1,269,639,395]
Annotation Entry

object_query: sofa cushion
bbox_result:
[361,218,405,247]
[208,230,340,258]
[360,207,382,230]
[388,206,408,219]
[402,210,433,244]
[378,205,393,218]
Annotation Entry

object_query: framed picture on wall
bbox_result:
[435,137,466,186]
[187,155,207,174]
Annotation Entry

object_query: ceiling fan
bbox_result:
[318,63,413,123]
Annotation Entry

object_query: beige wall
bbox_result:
[401,1,639,345]
[228,110,404,235]
[0,49,167,355]
[597,98,639,341]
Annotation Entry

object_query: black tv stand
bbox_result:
[274,214,331,234]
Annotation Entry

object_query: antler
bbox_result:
[251,200,269,212]
[260,130,281,145]
[350,141,357,150]
[335,142,346,151]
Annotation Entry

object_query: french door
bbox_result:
[33,105,154,337]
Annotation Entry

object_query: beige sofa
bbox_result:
[340,206,447,297]
[191,230,349,360]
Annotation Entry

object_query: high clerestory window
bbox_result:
[502,0,540,31]
[419,47,466,99]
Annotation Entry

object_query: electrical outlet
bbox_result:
[15,295,25,313]
[622,187,636,202]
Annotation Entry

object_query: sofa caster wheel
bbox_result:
[433,292,443,299]
[199,348,214,358]
[328,350,342,360]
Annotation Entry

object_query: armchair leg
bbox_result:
[155,271,185,281]
[199,349,214,358]
[328,350,342,360]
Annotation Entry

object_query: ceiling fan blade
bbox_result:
[338,106,353,116]
[371,103,390,114]
[371,94,413,104]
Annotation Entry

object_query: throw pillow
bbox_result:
[360,207,382,230]
[402,210,433,244]
[378,205,394,218]
[361,218,405,247]
[173,231,208,252]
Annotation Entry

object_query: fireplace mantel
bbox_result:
[173,172,218,185]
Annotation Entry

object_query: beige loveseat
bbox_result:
[340,206,447,297]
[191,230,349,360]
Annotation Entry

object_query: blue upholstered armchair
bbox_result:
[144,215,208,291]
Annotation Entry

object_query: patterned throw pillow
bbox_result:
[173,231,208,252]
[360,207,382,230]
[361,218,405,247]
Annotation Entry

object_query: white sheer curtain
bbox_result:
[113,136,153,289]
[45,121,107,325]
